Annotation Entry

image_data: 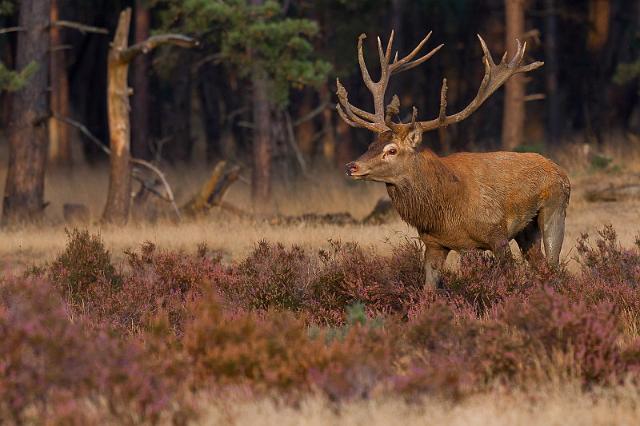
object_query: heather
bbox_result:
[2,226,640,422]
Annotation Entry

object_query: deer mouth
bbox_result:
[349,171,370,179]
[346,169,371,180]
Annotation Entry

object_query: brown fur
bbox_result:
[347,130,571,286]
[338,32,566,286]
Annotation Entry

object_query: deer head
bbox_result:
[339,31,543,184]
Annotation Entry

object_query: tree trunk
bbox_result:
[251,70,272,209]
[544,0,561,145]
[162,54,193,163]
[335,118,353,167]
[319,81,336,164]
[197,62,222,162]
[587,0,610,52]
[2,0,51,226]
[131,0,151,160]
[102,9,133,225]
[48,0,72,167]
[501,0,526,151]
[250,0,271,209]
[102,8,196,224]
[295,89,315,158]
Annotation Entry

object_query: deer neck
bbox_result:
[386,151,461,234]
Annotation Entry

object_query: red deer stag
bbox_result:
[337,32,571,287]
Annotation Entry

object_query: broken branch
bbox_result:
[52,20,108,34]
[0,27,25,35]
[119,34,198,63]
[53,115,180,220]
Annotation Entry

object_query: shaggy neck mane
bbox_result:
[386,150,461,234]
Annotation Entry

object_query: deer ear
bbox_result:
[405,126,423,148]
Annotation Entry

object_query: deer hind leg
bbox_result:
[538,201,567,266]
[515,217,543,263]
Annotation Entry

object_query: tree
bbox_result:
[131,0,151,160]
[49,0,72,166]
[544,0,561,145]
[102,8,196,224]
[2,0,51,226]
[502,0,526,150]
[160,0,330,208]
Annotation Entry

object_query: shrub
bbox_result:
[48,229,120,304]
[116,242,220,334]
[184,292,395,399]
[0,276,189,423]
[231,241,312,311]
[576,225,640,289]
[441,249,566,314]
[310,240,423,324]
[6,226,640,414]
[499,287,624,384]
[185,293,327,391]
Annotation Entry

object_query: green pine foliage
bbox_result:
[0,61,37,92]
[0,0,14,16]
[156,0,331,107]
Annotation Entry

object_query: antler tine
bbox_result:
[500,50,509,65]
[385,94,401,125]
[336,79,385,132]
[509,39,523,68]
[410,106,418,128]
[385,30,395,63]
[336,30,443,133]
[392,31,432,67]
[393,43,444,74]
[377,36,388,73]
[438,78,448,124]
[357,34,375,92]
[477,35,496,68]
[336,104,358,127]
[416,34,544,132]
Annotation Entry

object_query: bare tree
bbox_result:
[2,0,51,226]
[102,8,196,224]
[502,0,526,150]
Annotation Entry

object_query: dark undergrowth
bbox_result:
[2,226,640,423]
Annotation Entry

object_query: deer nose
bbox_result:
[345,162,359,176]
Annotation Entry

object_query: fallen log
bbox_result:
[585,184,640,202]
[182,161,242,217]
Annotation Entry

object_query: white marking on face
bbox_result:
[383,144,398,158]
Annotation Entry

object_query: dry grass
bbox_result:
[0,142,639,270]
[200,384,640,426]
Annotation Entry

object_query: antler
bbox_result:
[336,31,443,133]
[415,35,544,131]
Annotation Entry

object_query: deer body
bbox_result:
[336,31,571,286]
[387,149,570,253]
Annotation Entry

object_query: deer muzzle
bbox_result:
[345,161,370,179]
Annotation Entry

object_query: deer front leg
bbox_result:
[422,238,449,289]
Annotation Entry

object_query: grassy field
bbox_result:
[199,384,640,426]
[0,147,639,269]
[1,143,640,424]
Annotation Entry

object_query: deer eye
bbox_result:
[387,148,397,156]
